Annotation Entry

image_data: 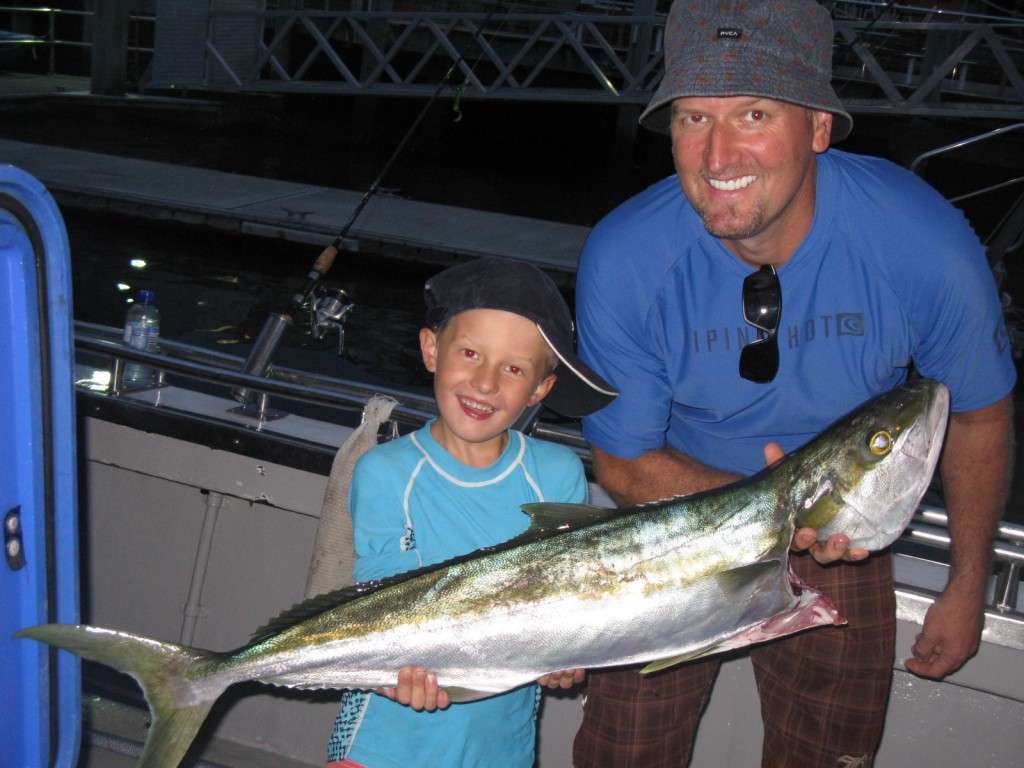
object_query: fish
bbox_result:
[16,378,949,768]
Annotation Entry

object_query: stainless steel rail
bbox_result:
[909,122,1024,174]
[74,322,437,426]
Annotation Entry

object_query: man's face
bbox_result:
[669,96,832,262]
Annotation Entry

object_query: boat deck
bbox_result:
[0,138,589,272]
[0,71,89,98]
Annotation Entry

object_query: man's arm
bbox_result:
[906,394,1014,679]
[592,445,736,507]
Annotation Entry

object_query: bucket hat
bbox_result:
[424,258,618,418]
[640,0,852,142]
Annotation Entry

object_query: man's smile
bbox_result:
[707,175,758,192]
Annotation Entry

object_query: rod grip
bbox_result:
[313,244,339,275]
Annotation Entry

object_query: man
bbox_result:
[573,1,1015,767]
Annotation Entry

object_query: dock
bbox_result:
[0,138,590,273]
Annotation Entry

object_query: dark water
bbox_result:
[64,208,439,390]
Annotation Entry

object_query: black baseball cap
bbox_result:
[424,258,617,418]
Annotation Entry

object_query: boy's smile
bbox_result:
[420,309,556,467]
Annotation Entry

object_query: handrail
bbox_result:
[948,176,1024,205]
[915,503,1024,546]
[834,0,1024,25]
[909,122,1024,174]
[73,326,438,426]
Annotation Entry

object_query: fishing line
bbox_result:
[236,2,513,395]
[290,1,512,310]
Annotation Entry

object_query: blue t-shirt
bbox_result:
[578,149,1016,476]
[327,422,587,768]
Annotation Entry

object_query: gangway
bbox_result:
[141,1,1024,121]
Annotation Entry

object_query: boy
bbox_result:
[326,257,617,768]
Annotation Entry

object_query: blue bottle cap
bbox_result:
[136,289,155,304]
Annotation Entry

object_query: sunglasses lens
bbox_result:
[742,267,780,332]
[739,335,779,383]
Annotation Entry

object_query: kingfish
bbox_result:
[17,379,949,768]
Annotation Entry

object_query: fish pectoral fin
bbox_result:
[639,650,709,675]
[443,686,496,703]
[714,560,781,594]
[520,502,618,533]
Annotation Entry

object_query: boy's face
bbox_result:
[420,308,556,466]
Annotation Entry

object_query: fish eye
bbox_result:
[868,430,893,456]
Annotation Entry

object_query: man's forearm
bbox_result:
[939,394,1014,595]
[591,445,739,507]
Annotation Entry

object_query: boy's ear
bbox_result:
[420,327,439,373]
[527,372,557,406]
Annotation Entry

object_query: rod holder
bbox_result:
[233,312,292,404]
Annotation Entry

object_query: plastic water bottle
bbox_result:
[122,289,160,387]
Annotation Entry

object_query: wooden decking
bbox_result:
[0,137,590,273]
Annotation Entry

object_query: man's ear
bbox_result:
[420,327,439,373]
[527,373,557,407]
[810,110,833,153]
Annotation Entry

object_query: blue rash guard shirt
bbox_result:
[326,421,587,768]
[578,148,1016,476]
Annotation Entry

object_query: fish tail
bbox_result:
[16,623,225,768]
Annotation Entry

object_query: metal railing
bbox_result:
[73,321,437,428]
[196,9,664,100]
[160,5,1024,120]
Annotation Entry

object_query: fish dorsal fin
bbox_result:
[247,580,394,645]
[520,502,620,534]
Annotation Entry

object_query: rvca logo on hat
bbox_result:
[717,27,743,40]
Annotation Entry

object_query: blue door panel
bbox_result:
[0,165,80,768]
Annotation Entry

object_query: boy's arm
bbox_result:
[350,456,423,582]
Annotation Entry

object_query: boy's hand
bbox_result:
[376,666,451,711]
[536,668,585,689]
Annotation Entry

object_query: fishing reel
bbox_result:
[310,287,355,356]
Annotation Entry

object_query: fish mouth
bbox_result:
[926,384,950,461]
[898,383,949,464]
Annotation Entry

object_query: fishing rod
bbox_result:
[235,2,508,407]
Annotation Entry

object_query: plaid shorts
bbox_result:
[573,552,896,768]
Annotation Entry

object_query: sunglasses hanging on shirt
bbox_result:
[739,264,781,383]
